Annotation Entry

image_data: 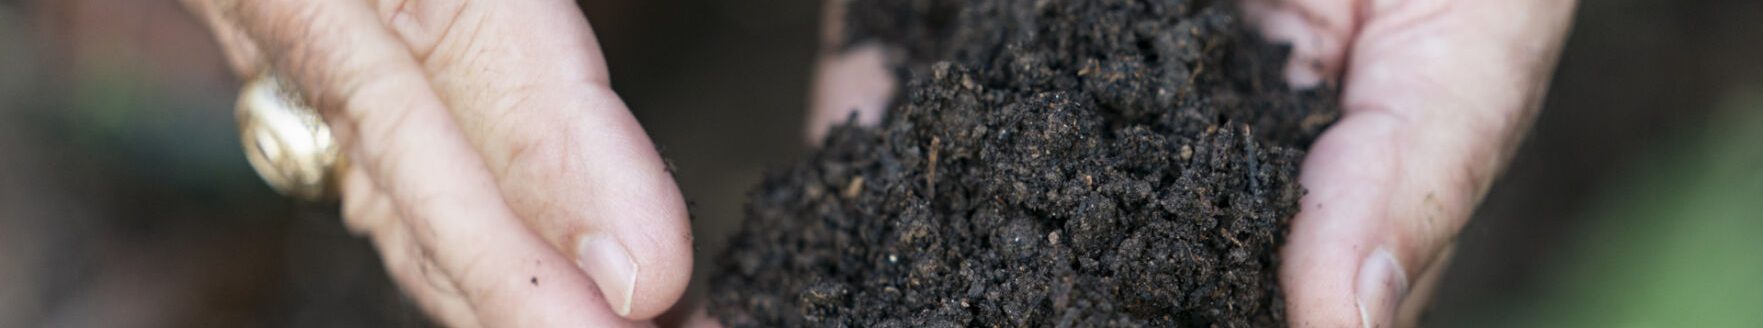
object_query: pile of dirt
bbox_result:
[710,0,1339,326]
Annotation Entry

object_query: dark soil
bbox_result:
[710,0,1339,326]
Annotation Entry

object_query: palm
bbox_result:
[809,0,1577,327]
[1252,0,1576,325]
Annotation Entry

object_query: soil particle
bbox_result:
[711,0,1339,326]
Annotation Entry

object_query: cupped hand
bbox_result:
[183,0,692,326]
[1245,0,1574,326]
[809,0,1578,327]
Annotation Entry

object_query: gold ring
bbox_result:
[236,73,343,201]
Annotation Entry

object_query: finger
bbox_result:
[1279,112,1404,327]
[188,3,467,323]
[195,0,645,325]
[1267,0,1578,327]
[805,0,896,143]
[188,1,475,324]
[362,0,691,318]
[374,222,481,328]
[339,163,392,237]
[1240,0,1359,87]
[341,169,480,327]
[342,164,480,328]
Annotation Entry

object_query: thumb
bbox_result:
[805,0,896,143]
[1259,0,1578,326]
[369,0,693,320]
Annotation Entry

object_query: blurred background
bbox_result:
[0,0,1757,326]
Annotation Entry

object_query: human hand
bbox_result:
[183,0,693,326]
[808,0,1577,327]
[1244,0,1575,326]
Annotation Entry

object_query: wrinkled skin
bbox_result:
[183,0,693,326]
[184,0,1574,326]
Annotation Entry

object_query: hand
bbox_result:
[809,0,1578,327]
[182,0,693,326]
[1245,0,1575,326]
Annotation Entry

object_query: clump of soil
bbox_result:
[711,0,1339,326]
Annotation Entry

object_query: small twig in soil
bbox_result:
[1242,124,1261,197]
[844,176,866,199]
[1221,228,1245,247]
[927,136,941,199]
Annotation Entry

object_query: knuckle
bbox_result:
[488,98,577,181]
[376,0,470,59]
[397,216,470,299]
[418,251,465,298]
[340,195,388,235]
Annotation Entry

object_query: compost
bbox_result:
[711,0,1340,326]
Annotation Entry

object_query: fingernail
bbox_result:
[577,234,638,317]
[1355,248,1409,328]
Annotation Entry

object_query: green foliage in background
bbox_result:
[1504,86,1763,327]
